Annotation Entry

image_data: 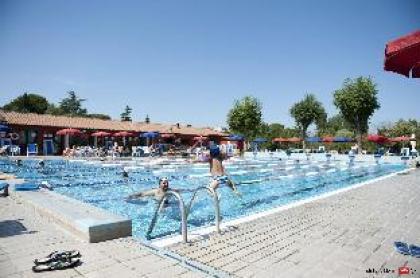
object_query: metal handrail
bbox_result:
[186,186,221,234]
[146,190,188,243]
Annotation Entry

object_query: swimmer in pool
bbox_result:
[126,177,174,202]
[207,145,239,195]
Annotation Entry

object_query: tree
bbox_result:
[227,96,263,141]
[145,114,150,124]
[333,77,380,152]
[3,93,49,114]
[319,114,352,136]
[87,113,111,120]
[120,105,132,122]
[58,91,87,116]
[290,94,326,149]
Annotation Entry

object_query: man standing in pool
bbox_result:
[207,144,239,195]
[125,177,172,201]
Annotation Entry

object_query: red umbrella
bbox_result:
[113,131,135,137]
[193,136,208,141]
[91,131,111,137]
[384,30,420,78]
[56,128,82,136]
[390,136,410,142]
[272,137,288,143]
[367,134,389,144]
[322,136,334,143]
[287,137,302,143]
[161,133,175,139]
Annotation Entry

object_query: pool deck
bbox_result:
[168,169,420,277]
[0,168,419,277]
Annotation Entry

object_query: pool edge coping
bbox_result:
[151,168,413,247]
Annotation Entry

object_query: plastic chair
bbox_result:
[27,143,38,156]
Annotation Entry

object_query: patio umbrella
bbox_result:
[140,131,159,146]
[226,134,244,141]
[161,133,175,139]
[253,138,268,143]
[114,131,135,146]
[390,136,410,142]
[306,137,322,143]
[91,131,111,148]
[113,131,135,137]
[333,137,353,143]
[91,131,111,137]
[272,137,288,143]
[322,136,334,143]
[56,128,82,149]
[367,135,388,145]
[56,128,82,136]
[384,30,420,78]
[193,136,208,141]
[0,124,10,132]
[140,132,160,138]
[287,137,302,143]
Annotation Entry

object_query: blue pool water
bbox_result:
[0,157,405,240]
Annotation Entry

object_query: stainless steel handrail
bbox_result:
[186,186,221,234]
[146,190,188,243]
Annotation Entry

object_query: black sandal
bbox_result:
[32,257,80,272]
[34,250,81,265]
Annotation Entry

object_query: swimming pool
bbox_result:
[0,157,406,240]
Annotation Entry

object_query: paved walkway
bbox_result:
[0,198,201,278]
[169,170,420,277]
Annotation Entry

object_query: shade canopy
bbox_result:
[113,131,135,137]
[161,133,175,139]
[333,137,353,143]
[287,137,302,143]
[226,134,244,141]
[0,124,10,132]
[91,131,111,137]
[140,132,160,138]
[272,137,288,143]
[384,30,420,78]
[367,134,388,144]
[389,136,410,142]
[193,136,208,141]
[56,128,82,136]
[306,137,322,143]
[253,137,268,143]
[322,136,334,143]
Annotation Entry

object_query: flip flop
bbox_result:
[409,244,420,258]
[32,257,80,272]
[34,250,81,265]
[394,241,410,255]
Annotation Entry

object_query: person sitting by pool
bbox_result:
[207,145,239,195]
[125,177,175,202]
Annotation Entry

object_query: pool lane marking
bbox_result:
[151,168,411,247]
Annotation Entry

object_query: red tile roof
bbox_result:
[0,110,226,137]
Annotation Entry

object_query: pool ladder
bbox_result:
[145,187,221,243]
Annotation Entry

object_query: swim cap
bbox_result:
[209,145,220,157]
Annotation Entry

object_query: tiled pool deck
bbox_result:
[1,169,419,277]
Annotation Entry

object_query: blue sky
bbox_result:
[0,0,419,129]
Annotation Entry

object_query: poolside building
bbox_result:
[0,110,226,155]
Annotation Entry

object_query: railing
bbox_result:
[146,190,188,243]
[186,186,221,234]
[146,186,222,243]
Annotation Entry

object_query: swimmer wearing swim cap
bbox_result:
[208,145,239,195]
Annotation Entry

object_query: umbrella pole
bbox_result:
[65,134,69,149]
[94,136,98,148]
